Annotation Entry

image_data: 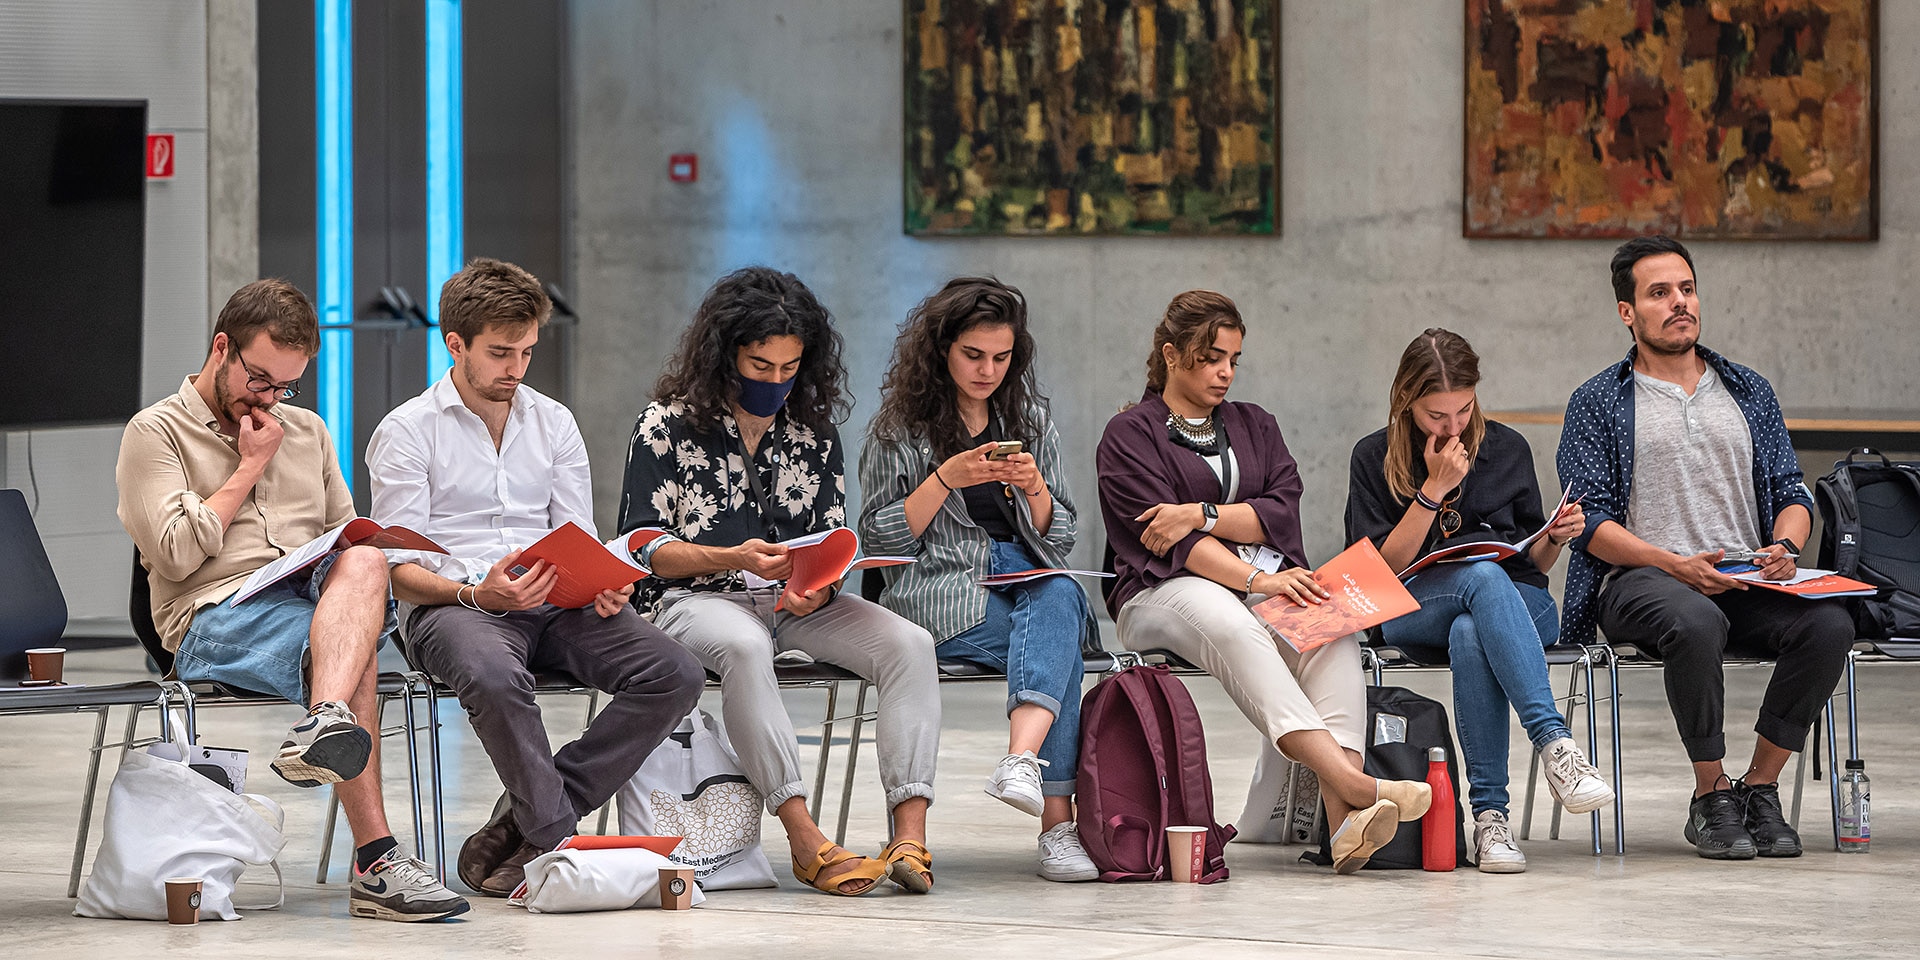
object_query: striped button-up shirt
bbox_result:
[857,417,1088,645]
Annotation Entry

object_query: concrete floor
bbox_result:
[4,644,1916,959]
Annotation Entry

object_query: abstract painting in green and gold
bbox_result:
[1465,0,1875,240]
[906,0,1278,236]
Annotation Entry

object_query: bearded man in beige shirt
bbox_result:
[116,279,465,922]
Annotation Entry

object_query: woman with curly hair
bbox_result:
[858,277,1099,883]
[617,266,941,896]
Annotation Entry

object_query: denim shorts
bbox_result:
[175,550,397,706]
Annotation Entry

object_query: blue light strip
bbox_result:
[316,0,354,487]
[425,0,463,381]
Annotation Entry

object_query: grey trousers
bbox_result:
[655,587,941,814]
[406,603,706,847]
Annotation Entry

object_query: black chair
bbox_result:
[128,551,438,882]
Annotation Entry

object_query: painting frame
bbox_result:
[904,0,1282,238]
[1462,0,1878,241]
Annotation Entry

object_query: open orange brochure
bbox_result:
[1398,484,1579,579]
[756,528,914,611]
[977,568,1115,587]
[1253,539,1421,654]
[1731,568,1877,599]
[510,522,660,609]
[230,518,445,606]
[508,835,683,899]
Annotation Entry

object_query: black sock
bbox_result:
[355,835,399,872]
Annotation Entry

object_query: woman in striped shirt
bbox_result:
[858,277,1100,883]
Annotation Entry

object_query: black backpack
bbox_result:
[1814,449,1920,640]
[1303,685,1470,870]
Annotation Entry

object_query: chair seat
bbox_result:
[0,680,171,713]
[1861,639,1920,660]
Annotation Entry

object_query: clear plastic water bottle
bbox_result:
[1839,759,1871,853]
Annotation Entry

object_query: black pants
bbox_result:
[1595,565,1853,763]
[407,603,706,847]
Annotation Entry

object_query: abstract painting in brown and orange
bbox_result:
[1464,0,1875,240]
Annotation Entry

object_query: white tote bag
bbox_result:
[616,709,777,890]
[76,746,286,920]
[510,847,707,913]
[1234,741,1323,845]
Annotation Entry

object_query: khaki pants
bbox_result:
[1117,576,1366,757]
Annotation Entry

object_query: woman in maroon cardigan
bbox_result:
[1096,290,1431,874]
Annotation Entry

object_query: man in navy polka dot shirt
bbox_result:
[1555,235,1854,862]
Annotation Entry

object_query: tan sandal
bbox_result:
[880,839,933,893]
[793,841,885,896]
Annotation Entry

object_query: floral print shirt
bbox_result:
[618,399,846,610]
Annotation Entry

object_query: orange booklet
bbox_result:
[1252,539,1421,653]
[769,528,915,611]
[976,568,1115,587]
[1731,568,1878,599]
[512,522,651,609]
[508,835,684,899]
[231,517,445,606]
[1399,485,1579,579]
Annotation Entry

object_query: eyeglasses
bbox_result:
[231,342,302,400]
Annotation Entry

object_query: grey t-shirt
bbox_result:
[1624,365,1762,556]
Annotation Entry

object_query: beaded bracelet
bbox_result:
[1413,490,1444,512]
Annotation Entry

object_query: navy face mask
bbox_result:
[736,372,797,418]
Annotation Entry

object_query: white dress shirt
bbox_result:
[367,372,596,584]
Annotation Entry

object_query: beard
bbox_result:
[464,363,519,403]
[210,362,260,431]
[1635,311,1698,357]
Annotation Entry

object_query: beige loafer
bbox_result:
[1330,799,1401,874]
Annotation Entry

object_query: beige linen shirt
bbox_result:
[116,376,354,651]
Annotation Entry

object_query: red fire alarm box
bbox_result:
[668,153,697,183]
[147,134,175,179]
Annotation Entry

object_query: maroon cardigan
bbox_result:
[1096,390,1307,617]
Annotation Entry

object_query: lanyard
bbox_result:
[736,418,784,542]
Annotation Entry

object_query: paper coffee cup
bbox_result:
[658,867,696,910]
[25,647,65,684]
[164,877,202,924]
[1166,826,1206,883]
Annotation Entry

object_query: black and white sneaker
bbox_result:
[349,853,471,922]
[270,700,372,787]
[1684,788,1757,860]
[1736,779,1803,858]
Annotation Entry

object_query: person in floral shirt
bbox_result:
[618,266,941,896]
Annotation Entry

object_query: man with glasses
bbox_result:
[116,279,468,921]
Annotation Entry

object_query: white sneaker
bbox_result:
[1541,737,1614,814]
[985,751,1047,817]
[1037,821,1099,882]
[1473,810,1526,874]
[349,852,470,922]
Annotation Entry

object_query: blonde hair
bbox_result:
[1384,328,1486,501]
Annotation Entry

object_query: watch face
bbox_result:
[1203,503,1218,519]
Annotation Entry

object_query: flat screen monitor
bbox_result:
[0,99,147,429]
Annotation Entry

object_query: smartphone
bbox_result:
[987,440,1023,461]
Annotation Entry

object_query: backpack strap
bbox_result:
[1820,458,1866,578]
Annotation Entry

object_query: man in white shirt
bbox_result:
[367,258,704,897]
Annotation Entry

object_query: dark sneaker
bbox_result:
[480,840,547,897]
[1684,789,1757,860]
[457,794,522,892]
[270,700,372,787]
[1736,780,1803,858]
[349,853,470,922]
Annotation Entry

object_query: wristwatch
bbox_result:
[1199,502,1219,533]
[1771,537,1801,556]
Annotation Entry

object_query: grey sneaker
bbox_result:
[985,751,1047,817]
[1540,738,1614,814]
[271,700,372,787]
[1037,822,1099,882]
[349,853,471,922]
[1473,810,1526,874]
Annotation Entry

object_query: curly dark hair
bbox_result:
[868,276,1045,460]
[652,266,849,433]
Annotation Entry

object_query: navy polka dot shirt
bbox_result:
[1554,344,1814,644]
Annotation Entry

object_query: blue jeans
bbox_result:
[936,540,1091,797]
[1380,561,1567,815]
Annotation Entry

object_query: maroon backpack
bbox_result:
[1076,664,1235,883]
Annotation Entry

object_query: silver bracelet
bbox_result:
[1244,567,1260,593]
[457,582,509,619]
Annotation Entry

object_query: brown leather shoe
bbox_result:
[457,797,522,893]
[479,840,545,897]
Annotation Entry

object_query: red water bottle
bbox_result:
[1423,746,1455,872]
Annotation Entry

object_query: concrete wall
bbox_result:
[567,0,1920,583]
[0,0,214,631]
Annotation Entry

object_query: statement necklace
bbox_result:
[1166,410,1221,455]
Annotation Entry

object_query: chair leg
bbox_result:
[401,684,426,861]
[68,705,111,898]
[426,680,448,880]
[317,788,341,883]
[1826,696,1843,852]
[1845,650,1860,762]
[1790,741,1808,828]
[1547,665,1578,842]
[1600,646,1625,854]
[833,680,872,848]
[1582,652,1602,857]
[809,681,839,825]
